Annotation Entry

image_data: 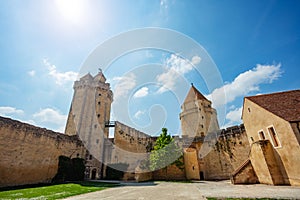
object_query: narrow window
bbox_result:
[98,101,101,105]
[268,126,280,147]
[248,107,251,112]
[89,155,93,160]
[97,114,100,118]
[258,130,265,140]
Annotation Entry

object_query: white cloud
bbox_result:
[222,107,243,128]
[0,106,24,117]
[156,54,201,93]
[33,108,67,127]
[113,73,136,101]
[43,59,78,85]
[207,63,282,107]
[133,87,149,98]
[134,110,145,119]
[226,107,243,123]
[28,70,36,77]
[191,55,201,65]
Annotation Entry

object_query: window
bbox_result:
[248,107,251,112]
[268,126,281,147]
[89,155,93,160]
[258,130,266,140]
[97,114,100,118]
[98,101,101,105]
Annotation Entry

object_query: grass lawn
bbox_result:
[0,181,118,200]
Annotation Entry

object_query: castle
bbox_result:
[0,71,299,187]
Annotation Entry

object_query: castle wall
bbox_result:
[203,125,250,180]
[231,159,258,184]
[152,164,185,180]
[109,121,153,172]
[249,140,284,185]
[182,125,250,180]
[0,117,85,187]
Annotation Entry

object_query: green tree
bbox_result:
[150,128,183,171]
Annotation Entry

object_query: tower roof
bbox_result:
[183,85,209,104]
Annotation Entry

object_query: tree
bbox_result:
[150,128,183,171]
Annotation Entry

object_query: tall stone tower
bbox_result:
[180,85,219,137]
[65,71,113,160]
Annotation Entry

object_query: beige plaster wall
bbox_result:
[243,99,300,186]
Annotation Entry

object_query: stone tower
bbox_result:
[179,85,219,137]
[65,71,113,161]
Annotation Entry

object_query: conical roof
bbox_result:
[184,85,209,103]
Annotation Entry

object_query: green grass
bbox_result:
[0,181,118,200]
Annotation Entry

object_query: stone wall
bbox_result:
[203,125,250,180]
[152,164,186,180]
[231,159,258,184]
[181,124,250,180]
[0,116,85,187]
[108,121,154,172]
[249,140,285,185]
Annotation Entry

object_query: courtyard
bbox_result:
[63,180,300,200]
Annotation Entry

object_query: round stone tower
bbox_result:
[179,85,219,137]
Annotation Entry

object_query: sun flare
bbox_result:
[55,0,88,25]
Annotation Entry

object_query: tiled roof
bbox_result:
[246,89,300,122]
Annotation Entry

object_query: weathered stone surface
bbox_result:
[0,116,85,187]
[231,159,258,184]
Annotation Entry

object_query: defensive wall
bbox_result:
[0,116,85,187]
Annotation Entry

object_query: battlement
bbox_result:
[0,116,82,145]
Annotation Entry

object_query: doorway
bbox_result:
[91,169,97,180]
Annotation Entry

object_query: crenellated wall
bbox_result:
[107,121,154,172]
[0,116,85,187]
[182,124,250,180]
[114,121,154,153]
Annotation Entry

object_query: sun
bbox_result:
[55,0,88,25]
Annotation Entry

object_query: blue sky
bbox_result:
[0,0,299,136]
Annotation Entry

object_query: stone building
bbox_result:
[233,90,300,186]
[179,85,250,180]
[179,84,219,137]
[64,71,113,179]
[1,70,298,187]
